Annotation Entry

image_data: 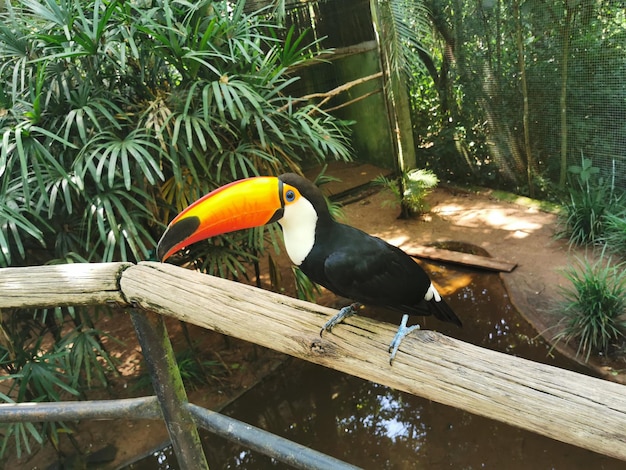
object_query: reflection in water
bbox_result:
[126,264,623,470]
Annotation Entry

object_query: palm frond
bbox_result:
[375,0,433,79]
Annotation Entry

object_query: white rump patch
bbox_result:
[424,283,442,302]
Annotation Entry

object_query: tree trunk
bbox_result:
[559,5,574,188]
[513,0,535,196]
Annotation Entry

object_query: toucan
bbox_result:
[157,173,461,363]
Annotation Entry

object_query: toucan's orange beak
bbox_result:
[157,177,284,261]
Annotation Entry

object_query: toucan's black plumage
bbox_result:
[279,174,461,329]
[157,172,461,364]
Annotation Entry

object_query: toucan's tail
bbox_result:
[425,282,462,327]
[428,296,462,327]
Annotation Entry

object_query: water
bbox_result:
[125,263,624,469]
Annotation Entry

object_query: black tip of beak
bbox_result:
[156,216,201,261]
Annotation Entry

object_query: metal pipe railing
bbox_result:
[186,403,362,470]
[0,397,161,422]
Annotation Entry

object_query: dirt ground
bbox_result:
[7,162,625,470]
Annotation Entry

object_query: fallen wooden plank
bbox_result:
[0,262,131,309]
[121,262,625,462]
[408,245,517,272]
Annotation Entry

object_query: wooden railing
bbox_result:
[1,262,626,464]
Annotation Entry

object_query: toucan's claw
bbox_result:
[388,314,421,365]
[320,302,361,337]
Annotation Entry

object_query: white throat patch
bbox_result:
[278,197,318,266]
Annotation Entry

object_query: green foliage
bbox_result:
[412,1,626,196]
[59,325,121,389]
[559,157,624,245]
[0,0,352,269]
[0,305,121,458]
[554,253,626,361]
[174,350,224,391]
[134,346,225,392]
[0,315,71,458]
[0,0,353,458]
[374,168,439,217]
[373,0,432,80]
[603,210,626,260]
[292,265,321,302]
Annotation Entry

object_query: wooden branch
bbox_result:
[0,262,131,309]
[120,262,626,462]
[283,41,378,73]
[1,261,625,462]
[323,89,381,114]
[322,40,378,61]
[277,72,383,113]
[301,72,383,102]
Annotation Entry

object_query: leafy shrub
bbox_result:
[0,0,352,268]
[602,210,626,260]
[554,253,626,361]
[559,157,623,245]
[0,307,108,458]
[134,346,225,392]
[0,0,353,458]
[374,168,439,218]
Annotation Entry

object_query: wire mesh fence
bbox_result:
[259,0,626,193]
[413,1,626,192]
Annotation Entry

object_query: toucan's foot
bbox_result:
[388,314,420,365]
[320,303,361,337]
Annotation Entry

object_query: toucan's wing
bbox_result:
[322,232,429,307]
[320,226,461,326]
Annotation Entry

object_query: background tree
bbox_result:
[405,0,626,195]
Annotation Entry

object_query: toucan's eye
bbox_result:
[282,185,300,205]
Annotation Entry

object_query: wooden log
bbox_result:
[0,262,131,309]
[408,245,517,272]
[2,261,625,461]
[121,262,626,462]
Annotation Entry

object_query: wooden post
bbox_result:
[370,0,417,172]
[120,262,626,462]
[130,309,210,470]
